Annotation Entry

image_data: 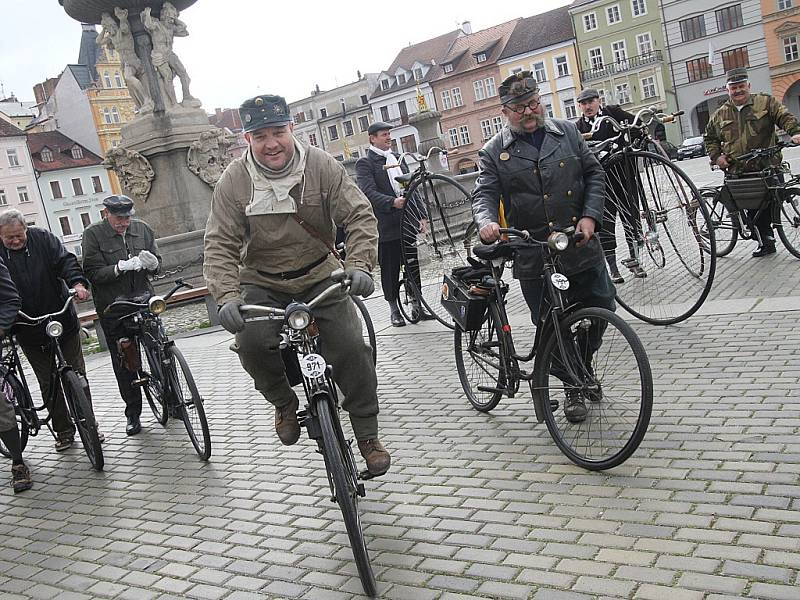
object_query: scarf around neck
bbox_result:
[244,139,307,215]
[370,145,402,196]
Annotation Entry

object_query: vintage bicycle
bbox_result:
[240,270,379,597]
[447,228,653,471]
[0,291,104,470]
[103,280,211,460]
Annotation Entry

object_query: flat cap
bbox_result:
[726,68,749,85]
[367,121,393,135]
[102,194,135,216]
[239,94,292,133]
[499,70,539,104]
[577,88,600,102]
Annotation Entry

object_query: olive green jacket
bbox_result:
[81,218,161,316]
[704,93,800,174]
[203,141,378,304]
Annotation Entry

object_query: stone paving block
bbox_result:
[635,584,704,600]
[475,580,534,599]
[749,582,800,600]
[677,572,748,594]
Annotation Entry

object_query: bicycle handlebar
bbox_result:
[497,227,585,248]
[734,141,796,164]
[586,106,683,139]
[385,146,447,170]
[104,279,192,318]
[17,290,76,325]
[240,270,351,321]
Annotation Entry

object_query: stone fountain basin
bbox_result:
[60,0,197,24]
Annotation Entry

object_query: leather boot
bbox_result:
[275,395,300,445]
[357,438,391,475]
[389,300,405,327]
[606,253,624,284]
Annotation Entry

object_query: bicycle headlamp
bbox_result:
[548,231,570,252]
[148,296,167,315]
[286,306,312,331]
[46,321,64,339]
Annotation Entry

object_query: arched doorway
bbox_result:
[782,78,800,118]
[689,94,728,138]
[456,158,478,174]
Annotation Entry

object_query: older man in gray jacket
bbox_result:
[472,71,615,423]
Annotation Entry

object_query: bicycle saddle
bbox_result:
[472,242,516,260]
[394,173,414,184]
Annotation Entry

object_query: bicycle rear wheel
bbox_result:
[0,367,31,458]
[316,395,377,597]
[604,150,716,325]
[400,173,474,329]
[63,370,104,471]
[533,307,652,471]
[454,304,507,412]
[141,341,168,425]
[351,296,377,365]
[776,192,800,259]
[700,190,738,257]
[395,278,421,324]
[168,346,211,460]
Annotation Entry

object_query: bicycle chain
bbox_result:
[152,253,204,280]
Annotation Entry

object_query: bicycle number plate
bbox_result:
[551,273,570,290]
[299,354,327,378]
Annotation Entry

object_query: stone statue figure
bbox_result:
[103,147,155,204]
[97,10,153,114]
[141,2,198,108]
[187,129,238,186]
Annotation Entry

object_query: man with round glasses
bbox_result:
[472,71,614,423]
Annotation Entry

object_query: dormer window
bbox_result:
[41,148,53,162]
[71,146,84,159]
[381,79,390,90]
[443,63,454,73]
[475,52,487,63]
[414,67,423,81]
[396,73,406,85]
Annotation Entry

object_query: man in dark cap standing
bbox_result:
[355,121,432,326]
[705,67,800,257]
[82,195,161,435]
[472,71,613,423]
[204,93,391,476]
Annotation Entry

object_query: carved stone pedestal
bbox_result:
[409,110,450,174]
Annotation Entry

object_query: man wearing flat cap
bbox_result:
[82,194,161,435]
[473,71,613,423]
[705,67,800,257]
[355,121,432,326]
[575,88,645,281]
[204,93,391,476]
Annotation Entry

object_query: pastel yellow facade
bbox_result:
[499,41,581,120]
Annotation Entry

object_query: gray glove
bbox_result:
[117,256,143,272]
[138,249,159,271]
[346,268,374,297]
[218,298,245,333]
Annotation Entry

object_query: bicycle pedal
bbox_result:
[477,385,506,395]
[132,377,148,386]
[359,469,383,481]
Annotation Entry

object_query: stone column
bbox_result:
[409,109,450,174]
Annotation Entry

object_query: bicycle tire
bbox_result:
[454,303,507,412]
[701,190,738,257]
[400,173,474,330]
[603,150,716,325]
[141,341,168,425]
[394,278,421,324]
[351,296,377,365]
[533,307,652,471]
[63,370,104,471]
[316,395,377,597]
[776,192,800,259]
[167,346,211,460]
[0,367,30,458]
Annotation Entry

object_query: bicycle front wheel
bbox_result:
[63,370,104,471]
[400,173,474,329]
[395,278,421,324]
[0,367,31,458]
[316,395,377,597]
[604,150,716,325]
[700,190,738,257]
[141,341,168,425]
[533,307,652,471]
[776,192,800,259]
[351,296,377,365]
[454,304,507,412]
[168,346,211,460]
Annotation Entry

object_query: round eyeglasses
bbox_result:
[506,98,541,114]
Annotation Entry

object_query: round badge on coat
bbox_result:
[499,152,510,161]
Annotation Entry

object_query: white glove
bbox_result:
[138,250,159,271]
[117,256,143,273]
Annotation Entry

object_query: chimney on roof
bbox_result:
[215,108,222,116]
[461,21,472,34]
[357,70,362,79]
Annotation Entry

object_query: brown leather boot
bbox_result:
[357,438,391,475]
[275,396,300,446]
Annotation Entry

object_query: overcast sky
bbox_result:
[1,0,571,110]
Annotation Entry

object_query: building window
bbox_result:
[71,146,83,159]
[612,40,628,63]
[413,67,423,81]
[50,181,63,199]
[0,189,6,206]
[41,147,53,162]
[380,106,390,121]
[114,71,123,87]
[448,128,459,147]
[583,12,598,31]
[533,61,547,82]
[441,90,452,110]
[340,98,347,114]
[360,94,368,105]
[343,120,354,137]
[492,116,503,133]
[606,4,621,24]
[615,84,631,104]
[400,134,417,153]
[641,76,658,98]
[554,55,569,77]
[358,115,370,132]
[784,35,800,61]
[631,0,647,17]
[80,213,92,228]
[680,15,706,42]
[721,46,750,72]
[485,77,497,97]
[452,87,463,107]
[309,132,318,147]
[381,79,390,90]
[637,32,653,55]
[589,47,604,70]
[475,52,487,63]
[458,125,471,145]
[320,107,328,118]
[103,107,112,124]
[92,175,103,193]
[480,119,493,140]
[686,56,713,82]
[563,98,577,119]
[6,149,20,167]
[111,107,120,123]
[327,125,339,141]
[103,72,112,88]
[474,80,486,101]
[396,73,406,85]
[545,103,554,118]
[17,186,30,203]
[72,178,84,196]
[443,63,453,73]
[59,216,72,236]
[716,5,743,32]
[597,88,607,104]
[779,0,793,9]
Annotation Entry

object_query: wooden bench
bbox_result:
[78,285,220,351]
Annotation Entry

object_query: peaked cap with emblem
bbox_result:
[239,94,292,133]
[102,194,135,216]
[725,67,749,85]
[499,70,539,105]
